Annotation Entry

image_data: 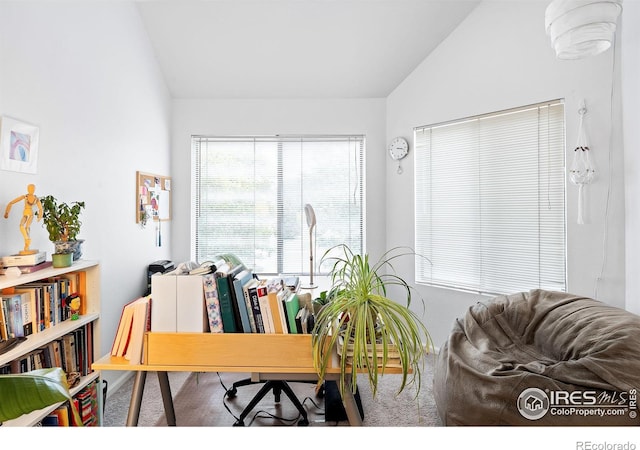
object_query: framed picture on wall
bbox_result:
[0,116,40,174]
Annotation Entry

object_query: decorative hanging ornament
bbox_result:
[569,104,595,224]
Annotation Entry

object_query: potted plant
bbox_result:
[311,244,432,397]
[40,195,85,265]
[0,367,81,425]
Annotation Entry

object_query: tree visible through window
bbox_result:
[414,100,566,295]
[192,135,364,275]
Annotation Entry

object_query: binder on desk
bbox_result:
[232,268,254,333]
[215,265,244,333]
[150,272,209,333]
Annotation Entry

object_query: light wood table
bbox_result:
[93,332,381,426]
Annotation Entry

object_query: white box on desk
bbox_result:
[151,273,208,332]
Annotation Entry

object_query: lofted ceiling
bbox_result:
[135,0,480,99]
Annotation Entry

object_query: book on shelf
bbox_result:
[0,298,8,341]
[295,307,307,333]
[188,260,217,275]
[231,268,254,333]
[111,297,138,356]
[61,333,77,373]
[51,339,62,367]
[0,260,53,275]
[14,286,39,335]
[225,264,246,331]
[111,296,151,363]
[76,380,99,426]
[1,251,46,267]
[284,291,301,334]
[124,296,152,364]
[284,275,300,293]
[266,279,288,334]
[257,280,274,333]
[1,293,24,338]
[214,264,242,333]
[20,281,56,329]
[74,326,88,375]
[243,278,264,333]
[18,290,35,336]
[203,272,223,333]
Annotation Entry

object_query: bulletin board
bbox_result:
[136,171,171,222]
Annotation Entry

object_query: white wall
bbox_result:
[0,1,172,383]
[622,2,640,315]
[386,1,627,347]
[170,98,387,264]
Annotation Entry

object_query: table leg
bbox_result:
[341,379,363,426]
[126,371,147,426]
[157,371,176,426]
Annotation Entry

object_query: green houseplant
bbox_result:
[40,195,85,264]
[311,244,432,397]
[0,367,81,425]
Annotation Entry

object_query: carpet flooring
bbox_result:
[102,355,442,427]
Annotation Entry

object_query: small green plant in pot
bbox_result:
[40,195,85,263]
[311,244,432,397]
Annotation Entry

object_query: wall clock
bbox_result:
[388,137,409,174]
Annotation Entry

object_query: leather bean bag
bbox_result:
[433,289,640,426]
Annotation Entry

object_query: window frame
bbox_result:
[413,100,567,296]
[191,134,365,275]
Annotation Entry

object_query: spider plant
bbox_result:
[311,244,432,397]
[0,367,81,425]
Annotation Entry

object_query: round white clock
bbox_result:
[388,137,409,174]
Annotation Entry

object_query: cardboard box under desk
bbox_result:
[151,274,208,332]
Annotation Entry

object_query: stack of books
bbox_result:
[1,251,51,275]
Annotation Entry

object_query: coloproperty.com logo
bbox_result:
[517,387,638,421]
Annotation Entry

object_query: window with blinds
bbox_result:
[192,135,364,275]
[414,100,566,295]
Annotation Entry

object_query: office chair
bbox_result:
[225,376,322,426]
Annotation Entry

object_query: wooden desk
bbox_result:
[93,332,377,426]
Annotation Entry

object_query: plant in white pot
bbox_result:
[311,244,432,397]
[40,195,85,267]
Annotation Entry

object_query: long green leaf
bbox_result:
[312,244,433,398]
[0,368,81,425]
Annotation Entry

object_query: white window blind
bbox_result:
[414,100,566,295]
[193,135,364,274]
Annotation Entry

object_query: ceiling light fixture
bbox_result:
[545,0,623,60]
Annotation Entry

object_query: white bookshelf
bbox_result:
[0,260,101,426]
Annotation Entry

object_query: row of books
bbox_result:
[205,263,315,334]
[39,379,100,427]
[0,272,82,340]
[110,295,152,364]
[0,323,94,378]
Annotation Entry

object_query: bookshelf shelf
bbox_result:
[0,260,101,427]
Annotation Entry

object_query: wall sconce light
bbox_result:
[545,0,623,60]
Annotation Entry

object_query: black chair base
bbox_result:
[227,379,311,426]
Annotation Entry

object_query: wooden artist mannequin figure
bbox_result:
[4,183,43,255]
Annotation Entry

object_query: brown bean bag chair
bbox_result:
[433,289,640,426]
